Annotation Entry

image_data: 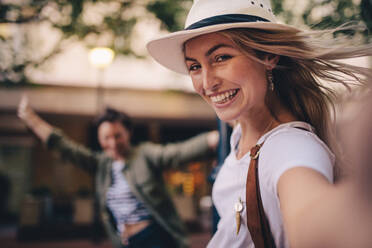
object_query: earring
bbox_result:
[267,70,274,91]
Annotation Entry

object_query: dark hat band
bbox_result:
[185,14,270,30]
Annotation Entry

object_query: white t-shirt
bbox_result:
[207,121,335,248]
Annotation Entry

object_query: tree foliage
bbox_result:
[0,0,370,86]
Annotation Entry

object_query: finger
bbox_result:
[19,94,28,108]
[18,95,30,118]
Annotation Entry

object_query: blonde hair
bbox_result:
[219,26,372,155]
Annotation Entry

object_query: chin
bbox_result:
[215,111,240,123]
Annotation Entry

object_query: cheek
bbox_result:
[99,140,108,149]
[191,77,203,96]
[234,66,266,92]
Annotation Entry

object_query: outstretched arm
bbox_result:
[278,167,372,248]
[145,130,219,170]
[17,95,99,173]
[18,95,53,142]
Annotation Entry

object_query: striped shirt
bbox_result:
[106,160,151,233]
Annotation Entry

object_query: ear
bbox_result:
[264,54,280,69]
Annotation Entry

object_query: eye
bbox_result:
[188,63,201,72]
[215,54,232,62]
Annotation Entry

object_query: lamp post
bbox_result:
[88,47,115,242]
[88,47,115,113]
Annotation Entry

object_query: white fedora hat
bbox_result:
[147,0,300,75]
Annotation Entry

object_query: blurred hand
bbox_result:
[17,95,52,141]
[18,95,35,123]
[207,130,219,150]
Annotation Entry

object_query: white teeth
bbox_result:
[210,89,238,103]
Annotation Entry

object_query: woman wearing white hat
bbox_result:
[148,0,372,247]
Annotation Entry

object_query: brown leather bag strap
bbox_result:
[246,143,276,248]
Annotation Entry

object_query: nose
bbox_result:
[202,66,220,92]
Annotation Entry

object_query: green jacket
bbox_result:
[47,129,215,248]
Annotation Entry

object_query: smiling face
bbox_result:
[184,32,271,123]
[98,121,131,161]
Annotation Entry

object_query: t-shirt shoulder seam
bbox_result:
[263,127,331,155]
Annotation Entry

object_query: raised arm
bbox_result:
[17,95,99,173]
[18,95,53,142]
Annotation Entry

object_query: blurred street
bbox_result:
[0,224,211,248]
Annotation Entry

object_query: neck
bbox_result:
[237,115,275,158]
[110,150,129,162]
[236,105,296,159]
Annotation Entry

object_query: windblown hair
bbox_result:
[219,26,372,162]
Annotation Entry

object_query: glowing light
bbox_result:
[183,173,195,196]
[88,47,115,69]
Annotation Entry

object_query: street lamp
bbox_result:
[88,48,115,242]
[88,47,115,113]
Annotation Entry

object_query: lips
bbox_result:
[209,89,239,104]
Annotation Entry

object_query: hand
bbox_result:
[207,130,219,150]
[18,95,35,123]
[17,95,52,141]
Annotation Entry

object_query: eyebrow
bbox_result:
[185,43,234,62]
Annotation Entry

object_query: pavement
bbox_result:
[0,225,211,248]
